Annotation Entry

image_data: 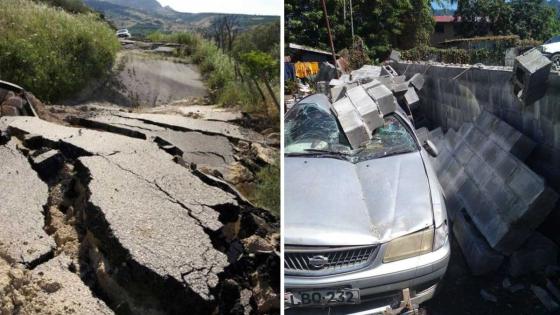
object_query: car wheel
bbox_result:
[551,54,560,71]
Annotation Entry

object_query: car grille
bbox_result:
[284,245,378,276]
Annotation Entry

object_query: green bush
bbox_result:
[252,162,280,216]
[0,0,119,102]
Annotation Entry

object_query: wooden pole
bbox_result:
[321,0,339,78]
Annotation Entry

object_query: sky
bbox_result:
[156,0,282,15]
[431,1,458,11]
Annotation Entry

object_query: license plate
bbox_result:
[285,289,360,307]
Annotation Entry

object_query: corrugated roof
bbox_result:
[434,16,455,23]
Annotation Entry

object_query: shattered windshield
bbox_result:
[284,102,418,162]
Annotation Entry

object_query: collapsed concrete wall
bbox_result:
[393,62,560,192]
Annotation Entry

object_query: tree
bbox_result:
[239,51,280,110]
[285,0,434,62]
[455,0,559,40]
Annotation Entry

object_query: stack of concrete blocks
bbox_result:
[332,97,370,149]
[512,49,552,105]
[428,111,558,275]
[346,86,384,135]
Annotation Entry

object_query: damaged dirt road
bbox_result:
[0,43,279,315]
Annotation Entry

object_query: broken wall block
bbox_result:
[332,98,370,149]
[512,49,551,105]
[409,73,425,91]
[362,80,381,90]
[331,83,357,102]
[404,88,420,109]
[381,65,399,77]
[508,232,559,277]
[346,86,384,134]
[390,82,409,97]
[454,210,504,276]
[366,85,396,115]
[351,65,383,84]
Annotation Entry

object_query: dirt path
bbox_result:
[64,43,208,107]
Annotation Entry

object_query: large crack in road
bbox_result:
[0,112,279,314]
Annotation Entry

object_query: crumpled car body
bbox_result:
[284,94,450,314]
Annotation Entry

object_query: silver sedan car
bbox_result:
[284,94,450,315]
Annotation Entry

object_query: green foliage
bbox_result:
[285,0,434,62]
[239,51,278,79]
[35,0,92,14]
[456,0,560,41]
[402,42,518,65]
[232,21,280,60]
[0,0,120,102]
[251,162,280,216]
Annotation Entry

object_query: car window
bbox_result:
[546,36,560,44]
[284,102,418,161]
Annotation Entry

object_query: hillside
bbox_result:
[84,0,279,36]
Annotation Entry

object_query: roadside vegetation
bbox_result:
[286,0,560,68]
[146,21,280,121]
[0,0,119,102]
[147,21,280,215]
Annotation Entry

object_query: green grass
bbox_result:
[0,0,120,102]
[251,162,280,216]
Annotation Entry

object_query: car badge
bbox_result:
[308,255,329,269]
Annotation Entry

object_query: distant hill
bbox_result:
[84,0,279,36]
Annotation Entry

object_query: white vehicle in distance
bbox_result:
[539,35,560,70]
[116,29,131,39]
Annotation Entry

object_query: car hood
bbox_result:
[285,152,434,246]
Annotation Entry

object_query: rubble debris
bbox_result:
[332,97,370,149]
[531,285,560,312]
[512,48,551,105]
[480,289,498,303]
[0,254,113,314]
[453,210,504,275]
[508,232,559,277]
[381,65,399,77]
[346,86,384,134]
[350,65,382,83]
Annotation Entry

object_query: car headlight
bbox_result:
[433,221,448,251]
[383,228,434,263]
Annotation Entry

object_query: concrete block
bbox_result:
[330,83,357,102]
[381,65,399,77]
[429,127,444,141]
[408,73,425,91]
[453,210,504,276]
[443,129,460,152]
[351,65,382,83]
[512,49,551,105]
[479,141,519,180]
[490,118,536,161]
[508,232,559,277]
[389,50,401,62]
[454,141,474,166]
[346,86,384,134]
[404,88,419,109]
[390,82,409,97]
[465,127,486,152]
[475,111,498,135]
[332,97,370,149]
[367,84,396,115]
[362,80,381,90]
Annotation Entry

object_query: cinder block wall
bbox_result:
[394,62,560,192]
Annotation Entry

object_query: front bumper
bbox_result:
[285,240,450,314]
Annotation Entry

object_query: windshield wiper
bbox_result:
[303,148,349,155]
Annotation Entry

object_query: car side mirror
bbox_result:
[423,140,439,157]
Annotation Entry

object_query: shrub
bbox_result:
[0,0,119,102]
[252,162,280,216]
